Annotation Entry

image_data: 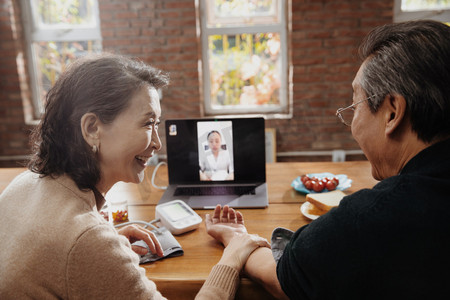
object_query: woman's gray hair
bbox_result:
[358,20,450,143]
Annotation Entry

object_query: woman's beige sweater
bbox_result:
[0,171,238,299]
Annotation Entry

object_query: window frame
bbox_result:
[21,0,102,119]
[198,0,291,118]
[394,0,450,22]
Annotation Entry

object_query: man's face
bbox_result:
[351,61,388,180]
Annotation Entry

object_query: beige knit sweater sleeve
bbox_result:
[66,223,166,300]
[67,224,239,300]
[195,264,240,300]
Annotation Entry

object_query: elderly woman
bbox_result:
[206,20,450,299]
[0,53,269,299]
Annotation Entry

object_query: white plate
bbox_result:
[300,202,320,220]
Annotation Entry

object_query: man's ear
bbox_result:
[80,113,100,146]
[384,94,407,136]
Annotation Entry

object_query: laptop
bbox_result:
[158,117,268,209]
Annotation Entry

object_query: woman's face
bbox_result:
[97,85,161,191]
[208,132,222,153]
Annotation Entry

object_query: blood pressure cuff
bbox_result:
[132,226,184,264]
[271,227,294,263]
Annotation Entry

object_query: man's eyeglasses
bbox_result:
[336,95,377,126]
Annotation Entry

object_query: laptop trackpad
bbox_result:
[188,196,239,209]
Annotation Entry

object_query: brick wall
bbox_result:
[273,0,393,161]
[0,0,393,167]
[0,0,33,167]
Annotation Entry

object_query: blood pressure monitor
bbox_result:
[155,200,202,235]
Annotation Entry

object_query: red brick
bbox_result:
[115,12,139,19]
[165,2,194,10]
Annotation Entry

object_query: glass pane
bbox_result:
[33,0,96,27]
[401,0,450,11]
[32,40,101,108]
[207,0,279,26]
[208,33,282,108]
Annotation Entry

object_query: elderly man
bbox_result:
[205,20,450,299]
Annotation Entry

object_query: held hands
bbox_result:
[206,205,270,272]
[117,224,164,257]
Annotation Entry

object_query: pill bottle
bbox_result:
[109,199,129,224]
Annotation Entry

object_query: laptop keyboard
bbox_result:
[174,185,256,196]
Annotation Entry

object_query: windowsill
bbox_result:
[203,111,293,120]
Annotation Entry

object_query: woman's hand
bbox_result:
[205,204,248,247]
[199,171,212,181]
[226,172,235,181]
[219,233,271,272]
[117,224,164,257]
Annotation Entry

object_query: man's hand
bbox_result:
[205,204,248,247]
[117,224,164,257]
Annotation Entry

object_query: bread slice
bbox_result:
[306,203,328,216]
[306,190,346,213]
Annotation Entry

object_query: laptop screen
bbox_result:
[165,117,266,185]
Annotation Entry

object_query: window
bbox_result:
[21,0,102,118]
[394,0,450,22]
[198,0,290,117]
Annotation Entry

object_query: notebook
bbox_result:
[158,117,269,209]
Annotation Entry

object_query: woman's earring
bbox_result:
[92,144,98,154]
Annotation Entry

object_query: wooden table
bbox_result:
[0,162,378,299]
[104,161,378,299]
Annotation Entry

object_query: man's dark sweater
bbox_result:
[277,138,450,299]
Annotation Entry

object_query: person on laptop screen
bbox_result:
[199,128,234,181]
